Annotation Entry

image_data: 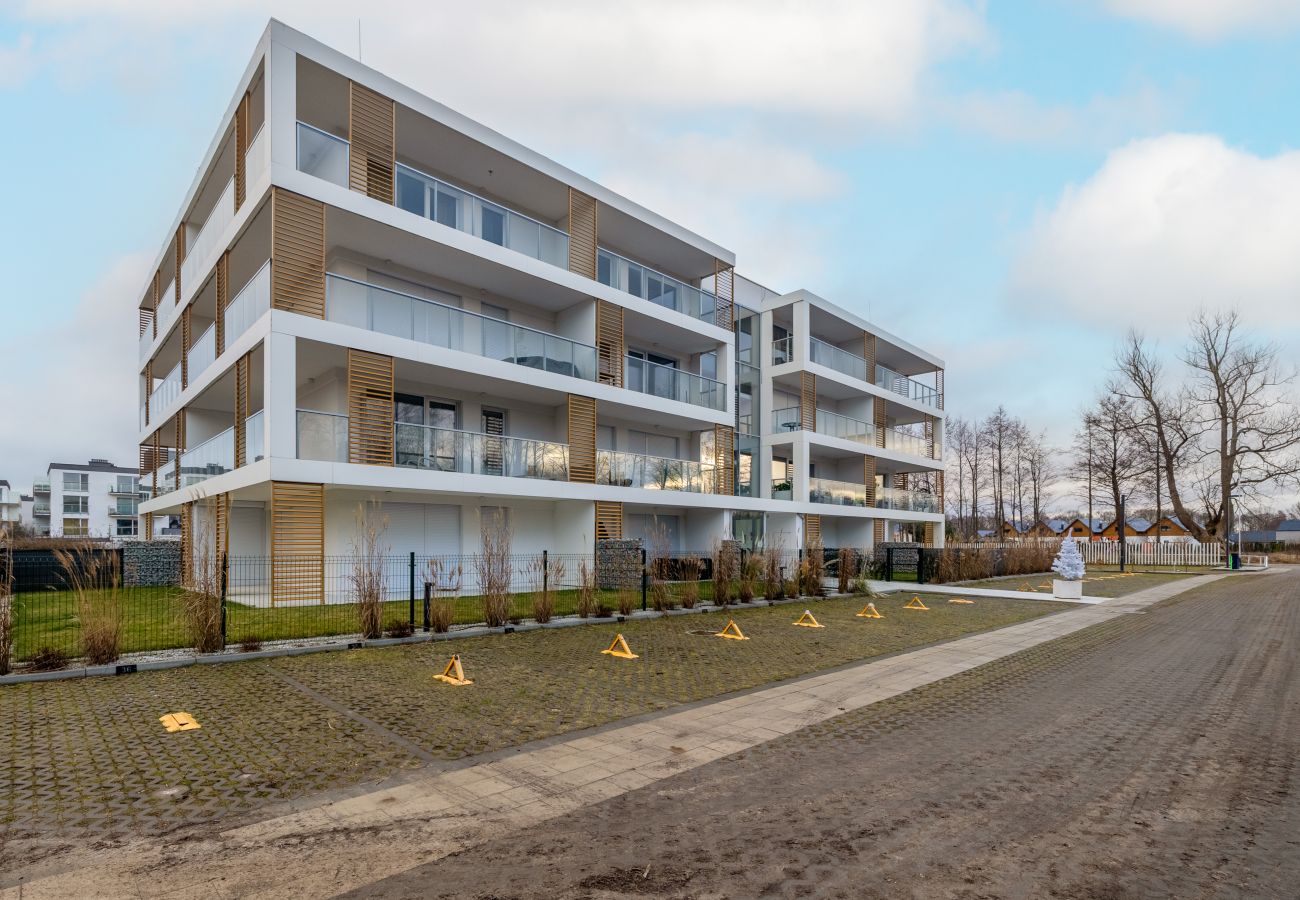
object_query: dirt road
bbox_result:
[349,570,1300,899]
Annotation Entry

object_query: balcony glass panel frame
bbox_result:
[596,450,716,494]
[597,247,716,323]
[624,355,725,411]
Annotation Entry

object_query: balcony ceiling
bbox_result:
[807,306,934,376]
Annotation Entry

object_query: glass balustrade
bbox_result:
[809,477,870,507]
[596,450,716,493]
[394,423,569,480]
[597,248,716,322]
[296,410,349,462]
[772,406,801,432]
[875,363,940,407]
[883,427,934,458]
[625,355,725,410]
[177,427,235,489]
[224,261,271,347]
[246,410,265,463]
[771,406,874,444]
[771,336,793,365]
[246,124,269,188]
[771,477,793,501]
[187,322,216,383]
[326,274,597,380]
[296,122,349,187]
[875,487,940,513]
[395,162,569,268]
[809,337,868,382]
[148,362,182,421]
[183,177,234,288]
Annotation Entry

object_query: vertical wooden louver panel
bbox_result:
[925,416,936,459]
[874,398,887,449]
[181,306,192,389]
[595,299,624,387]
[923,522,936,548]
[151,271,160,338]
[173,411,186,491]
[936,369,945,410]
[873,519,885,545]
[180,501,193,588]
[713,260,734,330]
[567,394,597,484]
[595,501,623,541]
[863,332,877,379]
[894,472,907,491]
[175,226,185,305]
[151,430,161,496]
[271,188,326,318]
[804,514,821,550]
[799,372,817,430]
[234,353,249,467]
[141,512,153,540]
[935,471,944,512]
[347,349,395,466]
[713,424,735,496]
[143,361,153,428]
[210,493,230,588]
[235,92,249,211]
[271,481,325,605]
[348,81,395,203]
[568,188,598,279]
[863,456,876,506]
[139,308,153,338]
[215,253,229,356]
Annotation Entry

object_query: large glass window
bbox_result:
[62,472,88,492]
[63,496,88,514]
[62,518,88,537]
[116,518,138,537]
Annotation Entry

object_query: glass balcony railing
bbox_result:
[883,427,937,459]
[296,121,349,187]
[246,410,265,463]
[32,503,50,515]
[187,322,216,384]
[246,124,269,189]
[809,337,869,382]
[596,450,716,493]
[114,498,140,516]
[297,410,349,462]
[771,336,793,365]
[876,487,940,513]
[771,477,793,501]
[224,261,271,348]
[182,177,234,289]
[597,248,716,323]
[809,477,870,507]
[772,407,875,445]
[395,422,568,481]
[875,364,940,407]
[148,362,182,422]
[32,480,50,493]
[395,161,569,268]
[625,355,725,410]
[325,274,598,381]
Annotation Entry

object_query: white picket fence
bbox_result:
[947,540,1226,568]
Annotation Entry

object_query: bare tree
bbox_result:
[1024,428,1054,527]
[1084,395,1146,523]
[1182,310,1300,539]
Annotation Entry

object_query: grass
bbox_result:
[952,568,1199,598]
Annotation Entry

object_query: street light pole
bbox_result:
[1118,492,1128,573]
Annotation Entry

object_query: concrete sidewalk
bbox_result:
[4,572,1230,899]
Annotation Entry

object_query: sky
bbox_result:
[1,0,1299,509]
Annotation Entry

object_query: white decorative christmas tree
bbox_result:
[1052,538,1086,581]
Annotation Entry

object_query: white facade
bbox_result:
[136,20,946,577]
[0,481,20,527]
[37,461,153,539]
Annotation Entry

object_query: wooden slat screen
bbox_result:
[894,472,907,490]
[271,481,325,605]
[215,252,229,356]
[348,82,395,203]
[271,188,326,318]
[874,520,885,545]
[863,456,876,505]
[799,372,817,430]
[925,416,936,459]
[180,501,193,588]
[714,260,734,330]
[713,424,735,496]
[936,471,944,511]
[347,349,395,466]
[804,514,821,549]
[151,430,161,496]
[936,368,945,410]
[234,353,249,467]
[567,394,597,483]
[141,512,153,540]
[151,271,160,338]
[210,493,230,587]
[923,522,935,548]
[181,306,192,389]
[235,93,249,211]
[139,307,153,337]
[175,226,185,305]
[874,398,887,448]
[596,299,624,387]
[143,361,153,428]
[863,332,877,375]
[174,411,186,490]
[595,501,623,541]
[568,188,597,279]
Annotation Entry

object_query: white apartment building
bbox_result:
[135,21,945,602]
[31,461,148,538]
[0,481,20,527]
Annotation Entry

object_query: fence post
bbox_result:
[422,581,431,633]
[408,551,416,629]
[542,549,549,597]
[640,547,648,612]
[219,551,228,649]
[885,547,894,583]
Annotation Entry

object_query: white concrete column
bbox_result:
[266,38,298,172]
[264,331,297,460]
[792,298,811,368]
[792,434,810,503]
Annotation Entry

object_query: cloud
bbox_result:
[0,254,146,489]
[1101,0,1300,39]
[0,33,36,88]
[939,84,1173,147]
[1010,134,1300,334]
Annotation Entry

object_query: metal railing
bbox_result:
[325,273,597,381]
[596,450,716,493]
[597,247,716,323]
[875,363,940,407]
[625,355,725,410]
[395,161,569,268]
[809,477,870,507]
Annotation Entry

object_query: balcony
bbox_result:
[187,322,216,384]
[32,503,50,516]
[597,450,716,493]
[32,480,49,493]
[325,274,597,381]
[108,482,139,497]
[803,337,941,409]
[876,487,940,514]
[150,411,262,499]
[772,336,793,366]
[597,248,715,324]
[876,363,940,407]
[809,477,869,507]
[882,426,938,460]
[182,176,234,290]
[297,122,349,187]
[809,337,869,382]
[625,355,725,411]
[224,261,271,349]
[113,498,139,516]
[147,362,182,423]
[771,477,792,501]
[772,407,874,444]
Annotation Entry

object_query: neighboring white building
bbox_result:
[0,481,20,527]
[34,460,151,539]
[136,20,945,601]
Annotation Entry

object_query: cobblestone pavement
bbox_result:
[0,591,1057,865]
[346,569,1300,899]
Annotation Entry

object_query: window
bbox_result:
[596,425,615,451]
[62,472,88,492]
[115,476,138,494]
[629,430,679,460]
[63,496,89,515]
[62,518,88,537]
[116,518,138,537]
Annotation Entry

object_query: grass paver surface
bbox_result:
[952,568,1197,598]
[0,590,1062,855]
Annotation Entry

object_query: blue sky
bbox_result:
[2,0,1299,508]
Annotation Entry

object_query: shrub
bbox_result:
[738,552,761,603]
[594,602,614,618]
[678,555,702,609]
[0,536,13,676]
[385,619,414,639]
[837,548,859,595]
[475,510,513,627]
[349,501,389,641]
[28,646,69,672]
[428,599,455,633]
[783,577,800,599]
[237,635,263,653]
[53,543,122,665]
[799,541,825,598]
[616,588,636,617]
[646,521,673,612]
[712,540,738,607]
[576,560,598,618]
[762,548,784,602]
[183,519,224,653]
[527,555,563,624]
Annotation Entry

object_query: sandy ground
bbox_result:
[346,570,1300,899]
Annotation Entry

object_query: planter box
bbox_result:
[1053,579,1083,600]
